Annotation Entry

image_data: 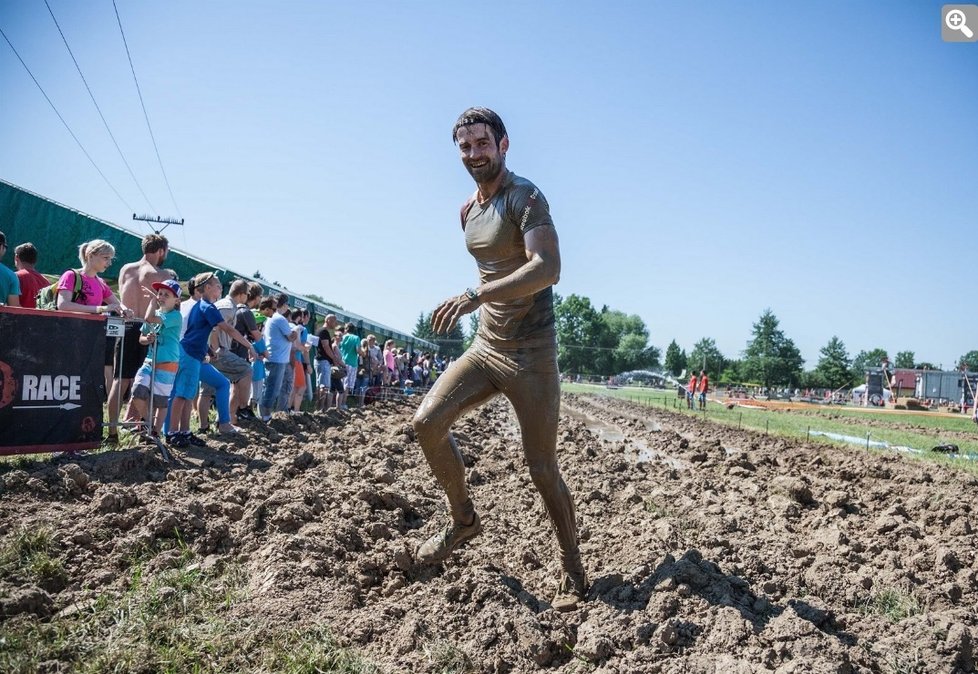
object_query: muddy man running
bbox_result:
[412,107,586,612]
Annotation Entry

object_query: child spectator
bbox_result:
[130,279,182,437]
[13,242,47,309]
[339,323,360,408]
[250,309,268,411]
[169,272,256,447]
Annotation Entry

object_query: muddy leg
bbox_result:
[412,351,496,524]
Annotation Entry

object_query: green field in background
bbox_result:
[561,383,978,473]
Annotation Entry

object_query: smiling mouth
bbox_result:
[469,160,488,169]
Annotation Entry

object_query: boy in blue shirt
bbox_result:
[170,273,256,447]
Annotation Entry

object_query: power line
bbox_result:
[111,0,182,218]
[43,0,157,214]
[0,24,134,213]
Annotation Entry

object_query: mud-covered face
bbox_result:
[456,123,508,184]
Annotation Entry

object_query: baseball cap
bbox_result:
[152,279,182,298]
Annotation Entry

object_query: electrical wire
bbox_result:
[43,0,157,213]
[111,0,182,218]
[0,24,134,213]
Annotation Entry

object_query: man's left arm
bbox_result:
[431,225,560,334]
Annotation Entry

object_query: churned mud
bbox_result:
[1,393,975,673]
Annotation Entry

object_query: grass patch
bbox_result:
[265,626,380,674]
[858,588,922,623]
[0,527,66,586]
[423,639,474,674]
[562,384,978,473]
[0,544,377,674]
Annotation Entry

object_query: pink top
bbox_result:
[57,270,111,307]
[384,349,396,371]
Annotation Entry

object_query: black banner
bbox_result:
[0,307,105,454]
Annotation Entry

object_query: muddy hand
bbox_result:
[431,295,476,335]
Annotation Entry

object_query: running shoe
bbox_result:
[551,566,588,612]
[416,513,482,564]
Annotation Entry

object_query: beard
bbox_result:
[465,155,503,183]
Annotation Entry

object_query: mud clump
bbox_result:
[0,395,975,672]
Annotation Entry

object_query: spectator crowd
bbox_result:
[0,230,446,448]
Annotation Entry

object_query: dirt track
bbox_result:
[1,394,976,673]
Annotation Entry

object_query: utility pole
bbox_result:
[133,213,184,234]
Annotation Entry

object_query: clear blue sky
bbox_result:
[2,1,975,369]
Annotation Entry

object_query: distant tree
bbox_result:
[413,311,464,359]
[799,370,825,389]
[851,348,889,382]
[741,309,804,388]
[413,312,435,342]
[894,351,915,369]
[254,270,263,279]
[462,313,479,351]
[554,294,608,375]
[914,361,938,370]
[815,336,852,389]
[719,359,743,385]
[601,309,659,371]
[687,338,726,381]
[957,350,978,371]
[304,293,342,310]
[664,340,686,377]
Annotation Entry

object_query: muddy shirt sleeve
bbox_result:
[506,182,553,235]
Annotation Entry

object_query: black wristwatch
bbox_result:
[464,287,479,303]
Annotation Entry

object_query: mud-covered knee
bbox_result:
[412,408,442,445]
[526,460,559,487]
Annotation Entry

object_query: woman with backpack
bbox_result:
[54,239,130,317]
[54,240,133,406]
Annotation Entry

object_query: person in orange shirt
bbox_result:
[698,369,709,410]
[687,372,698,409]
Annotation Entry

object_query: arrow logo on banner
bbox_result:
[12,403,82,411]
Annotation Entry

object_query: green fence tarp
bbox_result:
[0,179,435,350]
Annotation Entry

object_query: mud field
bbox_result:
[1,393,976,673]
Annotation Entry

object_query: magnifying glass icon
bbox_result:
[946,9,975,38]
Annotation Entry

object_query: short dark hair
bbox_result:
[452,107,507,146]
[229,279,249,297]
[258,296,275,312]
[275,293,289,308]
[247,282,263,301]
[14,242,37,264]
[142,234,169,255]
[0,231,6,247]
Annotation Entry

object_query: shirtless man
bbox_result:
[412,107,586,611]
[107,234,175,439]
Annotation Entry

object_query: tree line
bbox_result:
[414,298,977,388]
[663,309,978,389]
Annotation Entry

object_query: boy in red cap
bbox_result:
[130,279,183,437]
